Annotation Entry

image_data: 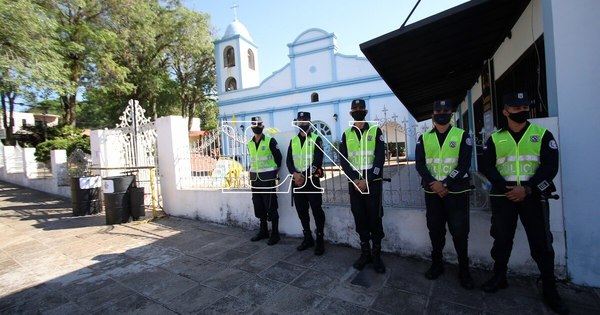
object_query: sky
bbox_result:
[185,0,469,81]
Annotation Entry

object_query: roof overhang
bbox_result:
[360,0,531,121]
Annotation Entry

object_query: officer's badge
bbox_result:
[530,135,539,143]
[261,146,266,151]
[449,141,457,148]
[367,135,373,141]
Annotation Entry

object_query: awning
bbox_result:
[360,0,530,121]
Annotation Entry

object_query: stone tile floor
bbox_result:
[1,181,599,314]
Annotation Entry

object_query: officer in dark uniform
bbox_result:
[415,99,474,289]
[286,111,326,255]
[248,116,283,245]
[340,99,387,273]
[480,93,568,314]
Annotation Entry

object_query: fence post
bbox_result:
[23,148,37,178]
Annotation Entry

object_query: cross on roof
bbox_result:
[231,3,239,20]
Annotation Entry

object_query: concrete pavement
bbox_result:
[1,181,599,314]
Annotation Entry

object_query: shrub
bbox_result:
[34,125,90,163]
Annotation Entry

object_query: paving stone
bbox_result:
[258,285,324,314]
[202,267,253,292]
[163,284,225,313]
[430,269,484,309]
[553,282,600,309]
[92,293,177,315]
[0,289,70,314]
[483,292,545,314]
[385,256,434,295]
[313,296,368,314]
[260,261,307,284]
[371,286,427,315]
[0,283,48,311]
[211,248,253,266]
[74,281,137,311]
[328,281,380,308]
[426,298,485,314]
[233,240,269,254]
[310,246,360,280]
[291,269,338,295]
[161,255,222,282]
[187,242,232,259]
[119,267,198,302]
[234,253,278,274]
[229,275,286,304]
[200,294,259,314]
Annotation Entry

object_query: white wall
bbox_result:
[544,0,600,287]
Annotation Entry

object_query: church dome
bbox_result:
[223,19,253,41]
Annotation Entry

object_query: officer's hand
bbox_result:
[437,188,449,198]
[430,181,444,193]
[293,172,305,186]
[353,179,367,192]
[505,186,526,202]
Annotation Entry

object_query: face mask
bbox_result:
[299,124,310,132]
[508,110,529,123]
[251,126,263,135]
[351,110,367,121]
[433,113,452,125]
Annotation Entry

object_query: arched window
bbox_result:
[225,77,237,91]
[247,49,255,70]
[311,92,319,102]
[224,46,235,67]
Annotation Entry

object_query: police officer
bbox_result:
[415,100,474,289]
[339,99,386,273]
[286,111,326,255]
[248,116,283,245]
[480,93,568,314]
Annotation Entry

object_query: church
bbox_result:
[213,18,417,159]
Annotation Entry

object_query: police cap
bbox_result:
[503,92,530,107]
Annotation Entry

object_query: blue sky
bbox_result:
[185,0,469,81]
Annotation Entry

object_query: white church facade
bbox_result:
[214,19,414,158]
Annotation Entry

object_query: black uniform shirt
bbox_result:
[339,123,385,182]
[286,131,324,176]
[481,122,559,194]
[415,126,472,192]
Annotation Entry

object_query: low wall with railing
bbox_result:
[156,116,566,277]
[0,145,70,198]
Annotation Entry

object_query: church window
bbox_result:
[224,46,235,67]
[248,49,255,70]
[225,77,237,91]
[311,93,319,102]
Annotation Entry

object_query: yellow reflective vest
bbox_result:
[247,135,278,180]
[423,127,464,181]
[344,125,378,171]
[291,133,318,172]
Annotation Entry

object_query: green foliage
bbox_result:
[34,125,90,163]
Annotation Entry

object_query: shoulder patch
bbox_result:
[549,140,558,149]
[465,137,472,146]
[379,134,384,141]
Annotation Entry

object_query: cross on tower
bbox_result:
[231,3,239,20]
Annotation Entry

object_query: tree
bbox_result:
[167,6,217,130]
[1,0,65,144]
[43,0,128,126]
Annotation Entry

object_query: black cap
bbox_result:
[297,111,311,121]
[433,100,453,111]
[351,99,366,109]
[503,92,530,107]
[250,116,263,124]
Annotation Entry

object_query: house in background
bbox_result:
[0,112,60,139]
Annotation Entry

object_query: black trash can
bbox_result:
[102,175,134,225]
[129,187,145,221]
[70,177,101,216]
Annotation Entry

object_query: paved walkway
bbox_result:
[1,181,599,314]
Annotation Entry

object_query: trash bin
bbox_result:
[102,175,134,225]
[70,176,101,216]
[129,187,145,221]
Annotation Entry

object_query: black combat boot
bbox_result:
[542,278,570,314]
[267,220,280,245]
[481,273,508,293]
[297,230,314,251]
[458,264,474,290]
[250,219,269,242]
[372,244,386,274]
[353,242,372,270]
[314,231,325,256]
[424,259,444,280]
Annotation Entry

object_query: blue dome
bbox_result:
[223,19,253,41]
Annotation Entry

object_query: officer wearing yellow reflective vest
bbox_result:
[247,116,283,245]
[415,99,474,290]
[339,99,386,273]
[480,93,568,315]
[286,111,326,255]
